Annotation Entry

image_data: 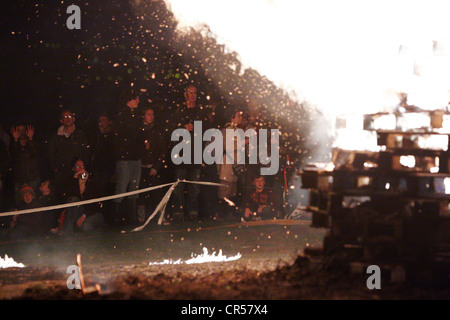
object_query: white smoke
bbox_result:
[165,0,450,116]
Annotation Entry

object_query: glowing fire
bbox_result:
[0,254,25,268]
[161,0,450,164]
[164,0,450,117]
[149,247,242,265]
[333,112,450,152]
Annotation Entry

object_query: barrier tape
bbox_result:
[132,179,229,231]
[131,181,179,232]
[0,179,226,230]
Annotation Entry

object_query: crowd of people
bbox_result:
[0,84,282,240]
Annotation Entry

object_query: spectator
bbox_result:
[0,124,11,155]
[10,124,40,206]
[90,113,115,197]
[111,89,143,226]
[48,109,91,196]
[90,113,116,226]
[0,138,8,213]
[243,94,264,131]
[242,173,279,221]
[138,105,167,221]
[241,94,277,192]
[36,179,60,233]
[170,84,211,222]
[215,107,244,220]
[8,184,42,240]
[58,158,105,235]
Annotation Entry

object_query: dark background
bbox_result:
[0,0,324,152]
[0,0,332,214]
[0,0,188,139]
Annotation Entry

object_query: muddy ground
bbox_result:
[0,218,449,302]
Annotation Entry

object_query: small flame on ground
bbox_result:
[149,247,242,265]
[0,254,25,268]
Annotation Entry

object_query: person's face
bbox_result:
[16,125,27,139]
[73,160,85,173]
[253,177,265,190]
[143,109,155,124]
[184,86,197,103]
[128,96,140,109]
[39,180,51,196]
[247,96,259,109]
[241,112,249,125]
[232,111,243,125]
[60,112,75,127]
[98,116,112,134]
[23,192,34,204]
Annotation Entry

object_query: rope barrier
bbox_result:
[131,181,179,232]
[131,180,228,232]
[0,180,226,224]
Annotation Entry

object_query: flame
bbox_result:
[445,178,450,194]
[0,254,25,268]
[164,0,450,116]
[149,247,242,265]
[185,247,242,264]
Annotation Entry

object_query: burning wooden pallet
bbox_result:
[299,110,450,283]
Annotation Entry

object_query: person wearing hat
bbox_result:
[19,184,35,204]
[8,184,42,240]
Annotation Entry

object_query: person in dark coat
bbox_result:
[59,158,105,235]
[90,113,115,196]
[170,84,212,221]
[0,138,8,213]
[10,124,40,206]
[36,179,60,234]
[90,113,116,226]
[138,105,167,220]
[111,89,143,226]
[8,184,43,240]
[48,110,91,197]
[242,173,279,221]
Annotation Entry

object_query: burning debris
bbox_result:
[300,106,450,283]
[149,247,241,265]
[0,255,25,269]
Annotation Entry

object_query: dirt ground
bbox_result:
[0,219,449,301]
[1,257,448,301]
